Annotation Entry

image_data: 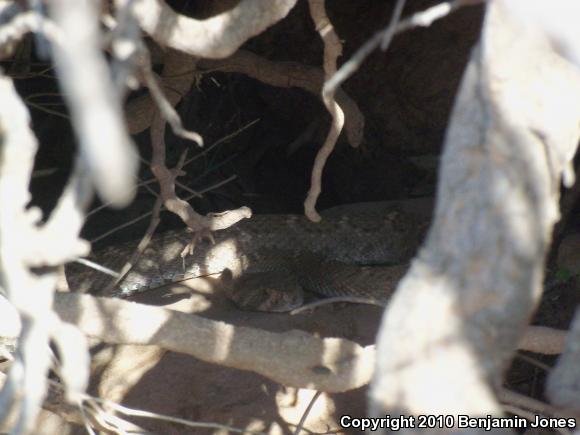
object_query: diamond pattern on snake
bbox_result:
[66,199,431,312]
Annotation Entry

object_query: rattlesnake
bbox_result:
[66,199,431,311]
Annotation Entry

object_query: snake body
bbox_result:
[66,199,431,311]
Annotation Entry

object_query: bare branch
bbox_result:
[147,50,251,240]
[43,293,566,398]
[324,0,481,98]
[304,0,344,222]
[0,10,63,66]
[0,74,90,435]
[198,50,365,147]
[369,0,580,423]
[547,310,580,409]
[519,326,567,356]
[0,73,57,434]
[53,293,375,393]
[131,0,297,59]
[127,47,365,147]
[137,48,203,145]
[48,0,138,207]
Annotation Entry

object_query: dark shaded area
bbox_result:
[16,0,484,246]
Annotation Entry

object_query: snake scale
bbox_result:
[66,199,431,312]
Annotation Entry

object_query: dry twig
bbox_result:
[324,0,483,97]
[148,50,252,248]
[304,0,344,222]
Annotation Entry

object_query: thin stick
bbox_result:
[184,118,260,167]
[90,174,237,244]
[324,0,474,96]
[293,391,322,435]
[304,0,344,222]
[291,297,385,315]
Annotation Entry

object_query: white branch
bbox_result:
[131,0,297,59]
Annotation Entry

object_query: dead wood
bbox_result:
[369,0,580,428]
[131,0,297,59]
[52,293,375,393]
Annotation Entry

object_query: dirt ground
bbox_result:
[77,280,386,434]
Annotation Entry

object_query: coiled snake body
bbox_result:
[66,200,431,312]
